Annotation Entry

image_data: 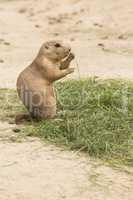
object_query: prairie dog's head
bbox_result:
[38,40,71,61]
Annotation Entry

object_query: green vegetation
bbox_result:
[0,78,133,166]
[0,89,25,121]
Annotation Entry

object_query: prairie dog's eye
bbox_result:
[45,45,49,49]
[55,43,61,48]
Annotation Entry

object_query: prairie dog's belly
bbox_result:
[17,74,56,118]
[29,86,56,119]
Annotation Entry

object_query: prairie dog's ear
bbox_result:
[44,45,49,49]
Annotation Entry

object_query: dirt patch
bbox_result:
[1,0,133,88]
[0,121,133,200]
[0,138,133,200]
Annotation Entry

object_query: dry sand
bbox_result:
[0,0,133,199]
[1,0,133,87]
[0,122,133,200]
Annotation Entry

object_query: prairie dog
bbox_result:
[16,40,75,121]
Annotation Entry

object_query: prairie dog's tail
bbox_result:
[15,114,32,124]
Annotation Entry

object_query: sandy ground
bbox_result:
[0,122,133,200]
[0,0,133,199]
[1,0,133,87]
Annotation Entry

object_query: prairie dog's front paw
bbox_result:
[68,52,75,61]
[67,68,75,74]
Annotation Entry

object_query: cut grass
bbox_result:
[0,78,133,166]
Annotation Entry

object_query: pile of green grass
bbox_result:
[1,79,133,166]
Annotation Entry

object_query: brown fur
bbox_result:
[16,40,75,122]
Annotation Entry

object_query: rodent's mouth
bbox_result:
[65,49,71,57]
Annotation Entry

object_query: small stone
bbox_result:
[13,128,21,133]
[98,43,104,47]
[76,20,82,24]
[0,59,4,63]
[93,23,103,28]
[70,38,75,41]
[118,34,126,40]
[18,8,27,14]
[4,42,10,46]
[53,33,60,36]
[0,38,4,42]
[35,24,41,28]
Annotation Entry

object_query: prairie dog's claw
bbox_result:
[68,52,75,60]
